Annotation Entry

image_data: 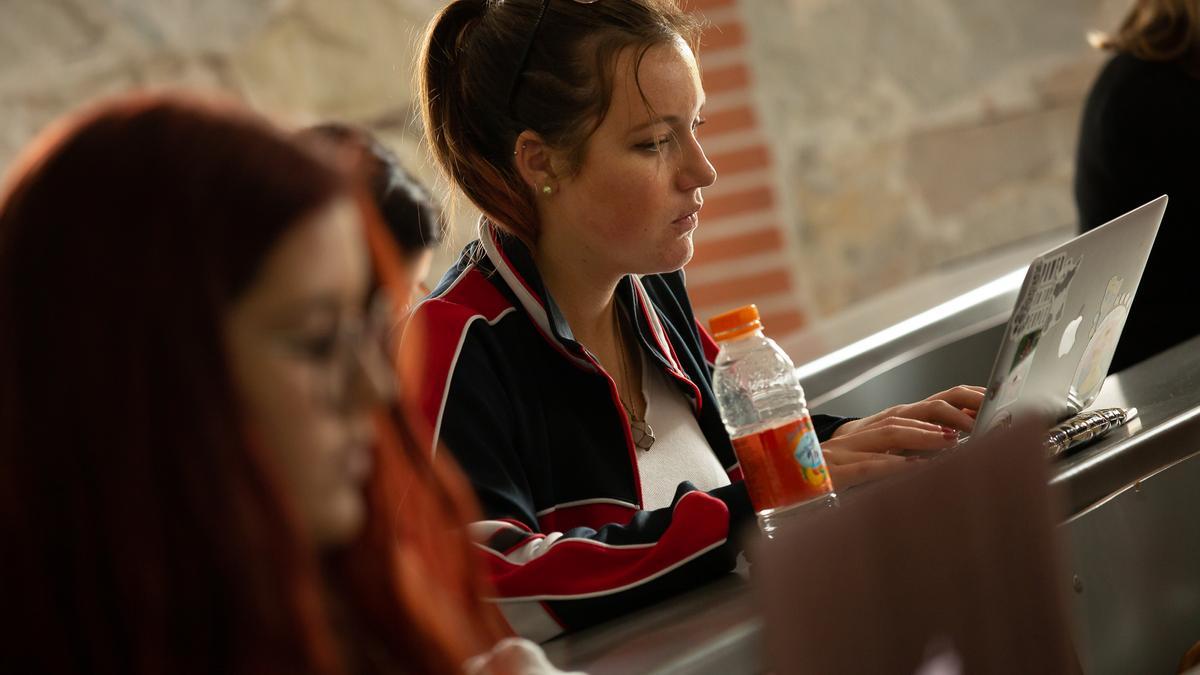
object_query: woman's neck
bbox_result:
[533,230,647,418]
[533,238,623,351]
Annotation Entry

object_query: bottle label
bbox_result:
[732,415,833,513]
[793,421,831,489]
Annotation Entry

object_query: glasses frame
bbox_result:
[311,290,397,410]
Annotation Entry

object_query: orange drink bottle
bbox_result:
[709,305,837,536]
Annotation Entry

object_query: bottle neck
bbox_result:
[716,328,765,348]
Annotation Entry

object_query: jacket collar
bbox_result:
[479,223,693,386]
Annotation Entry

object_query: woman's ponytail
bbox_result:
[418,0,482,181]
[419,0,540,245]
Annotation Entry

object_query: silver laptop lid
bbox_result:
[974,195,1167,433]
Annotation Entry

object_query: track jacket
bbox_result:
[408,224,849,641]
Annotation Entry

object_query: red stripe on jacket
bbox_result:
[697,319,721,366]
[411,266,514,453]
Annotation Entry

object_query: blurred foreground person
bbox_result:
[0,92,571,674]
[755,418,1080,674]
[1075,0,1200,371]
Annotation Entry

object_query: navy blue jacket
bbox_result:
[408,225,849,640]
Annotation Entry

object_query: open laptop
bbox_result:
[972,195,1166,435]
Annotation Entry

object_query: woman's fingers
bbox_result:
[822,423,958,455]
[818,386,983,485]
[896,399,977,432]
[831,385,987,439]
[823,447,905,465]
[828,458,918,489]
[926,385,986,412]
[845,416,944,434]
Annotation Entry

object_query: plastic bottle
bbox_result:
[709,305,837,536]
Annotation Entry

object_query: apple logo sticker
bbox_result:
[1059,314,1082,358]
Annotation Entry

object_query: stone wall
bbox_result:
[0,0,446,217]
[0,0,1135,352]
[742,0,1131,316]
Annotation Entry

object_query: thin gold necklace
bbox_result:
[615,306,655,452]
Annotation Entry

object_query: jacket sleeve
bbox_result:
[812,414,854,441]
[426,322,753,642]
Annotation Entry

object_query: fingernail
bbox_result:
[942,426,958,439]
[964,409,978,418]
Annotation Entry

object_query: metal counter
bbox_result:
[544,280,1200,674]
[1053,341,1200,674]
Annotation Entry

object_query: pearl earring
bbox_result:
[542,185,553,195]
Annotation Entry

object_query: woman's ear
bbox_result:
[512,131,560,195]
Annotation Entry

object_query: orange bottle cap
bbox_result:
[709,304,763,341]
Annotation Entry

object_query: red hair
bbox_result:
[0,92,503,674]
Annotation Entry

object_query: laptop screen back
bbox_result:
[974,195,1166,433]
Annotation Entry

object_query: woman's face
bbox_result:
[225,197,389,547]
[541,37,717,277]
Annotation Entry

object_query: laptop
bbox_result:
[753,419,1081,674]
[972,195,1166,435]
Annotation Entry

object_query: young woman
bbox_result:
[0,92,558,674]
[413,0,984,640]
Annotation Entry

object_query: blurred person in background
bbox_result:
[0,92,575,674]
[413,0,985,640]
[1075,0,1200,372]
[301,122,445,310]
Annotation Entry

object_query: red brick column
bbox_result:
[685,0,810,345]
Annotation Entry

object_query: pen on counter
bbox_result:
[1044,407,1139,457]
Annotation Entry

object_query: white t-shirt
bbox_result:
[635,351,731,510]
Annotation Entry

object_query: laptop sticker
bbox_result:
[993,329,1040,409]
[1058,310,1083,358]
[1009,252,1080,340]
[1070,276,1131,407]
[993,253,1080,409]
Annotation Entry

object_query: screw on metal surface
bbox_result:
[1072,575,1084,593]
[1134,480,1143,494]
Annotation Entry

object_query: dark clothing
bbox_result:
[407,224,850,640]
[1075,52,1200,371]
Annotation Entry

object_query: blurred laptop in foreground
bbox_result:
[753,420,1080,675]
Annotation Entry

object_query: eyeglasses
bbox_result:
[284,292,397,410]
[505,0,602,116]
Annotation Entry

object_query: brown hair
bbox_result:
[301,122,446,260]
[418,0,701,245]
[1091,0,1200,67]
[0,92,504,674]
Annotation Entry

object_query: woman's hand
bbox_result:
[817,385,986,489]
[821,419,960,489]
[831,385,986,439]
